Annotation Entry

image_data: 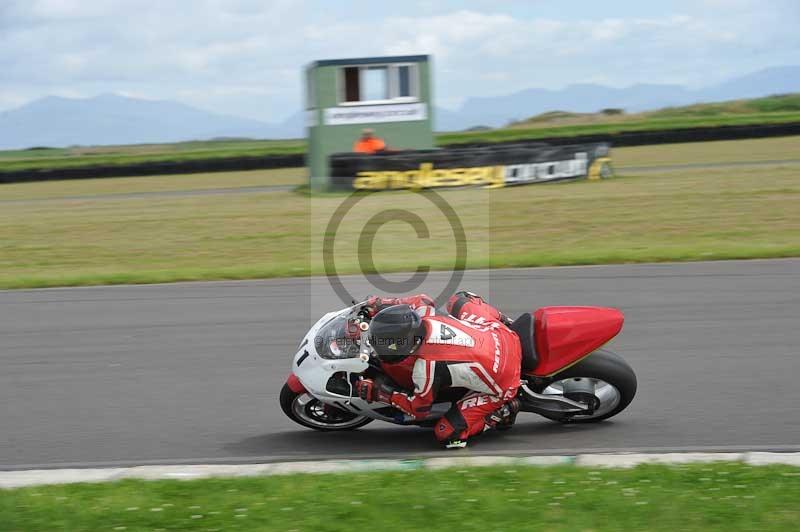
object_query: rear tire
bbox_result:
[279,383,374,431]
[529,349,637,423]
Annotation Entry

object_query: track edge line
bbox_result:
[2,451,799,489]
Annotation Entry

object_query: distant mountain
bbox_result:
[0,94,302,150]
[698,66,800,102]
[1,65,799,148]
[444,83,694,131]
[438,65,800,131]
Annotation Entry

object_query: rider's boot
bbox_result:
[444,439,468,449]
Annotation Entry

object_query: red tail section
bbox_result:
[531,306,624,377]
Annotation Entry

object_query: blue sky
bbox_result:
[1,0,798,122]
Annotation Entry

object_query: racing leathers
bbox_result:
[364,292,522,446]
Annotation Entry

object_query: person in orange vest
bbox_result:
[353,128,387,154]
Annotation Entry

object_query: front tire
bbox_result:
[528,349,637,423]
[279,383,374,431]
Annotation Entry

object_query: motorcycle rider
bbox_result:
[355,292,522,448]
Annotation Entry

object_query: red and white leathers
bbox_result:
[372,293,522,444]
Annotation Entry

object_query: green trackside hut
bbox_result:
[305,54,435,189]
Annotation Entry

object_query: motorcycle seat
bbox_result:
[510,312,538,371]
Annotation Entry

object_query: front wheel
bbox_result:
[279,383,374,431]
[527,349,637,423]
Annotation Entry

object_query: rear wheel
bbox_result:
[279,383,373,431]
[527,349,637,423]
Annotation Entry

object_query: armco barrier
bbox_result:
[1,122,798,184]
[329,142,612,190]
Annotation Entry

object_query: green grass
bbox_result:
[509,93,800,126]
[1,94,798,173]
[0,138,305,173]
[611,136,800,168]
[441,93,800,144]
[2,463,799,531]
[0,167,305,201]
[439,111,800,145]
[655,92,800,116]
[0,137,798,289]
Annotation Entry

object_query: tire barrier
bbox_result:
[445,121,800,150]
[0,153,305,184]
[1,122,797,185]
[329,143,613,190]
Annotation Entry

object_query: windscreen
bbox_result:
[314,315,361,359]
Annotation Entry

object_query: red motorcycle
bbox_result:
[281,302,637,431]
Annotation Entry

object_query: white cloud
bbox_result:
[0,1,797,121]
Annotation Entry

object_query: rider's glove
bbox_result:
[355,378,396,403]
[363,295,404,317]
[364,296,388,317]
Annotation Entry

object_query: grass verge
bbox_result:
[437,112,800,145]
[2,94,799,172]
[2,463,799,531]
[609,136,800,168]
[0,139,306,173]
[1,138,798,289]
[0,167,305,201]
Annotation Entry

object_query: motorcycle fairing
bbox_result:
[290,306,452,424]
[286,373,306,394]
[530,306,623,377]
[292,309,369,402]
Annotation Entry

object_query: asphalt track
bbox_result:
[1,259,799,470]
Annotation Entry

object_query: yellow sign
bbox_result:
[353,162,504,190]
[587,157,612,181]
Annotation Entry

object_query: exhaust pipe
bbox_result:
[517,383,592,416]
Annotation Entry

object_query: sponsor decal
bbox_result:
[491,331,501,373]
[503,154,588,185]
[352,155,594,190]
[426,319,476,347]
[458,313,502,331]
[353,162,503,190]
[330,142,613,190]
[460,394,502,410]
[324,103,427,126]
